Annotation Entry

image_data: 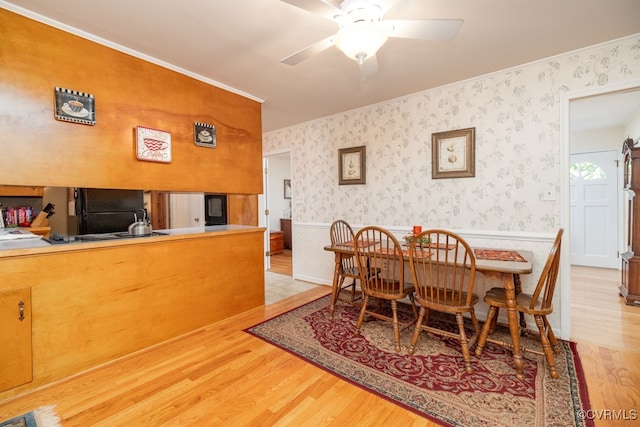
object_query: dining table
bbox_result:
[324,241,534,380]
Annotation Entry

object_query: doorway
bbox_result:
[563,83,640,339]
[263,151,293,276]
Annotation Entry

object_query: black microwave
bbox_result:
[204,194,227,226]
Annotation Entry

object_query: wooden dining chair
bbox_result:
[353,226,417,352]
[329,220,362,306]
[476,228,564,379]
[407,229,480,374]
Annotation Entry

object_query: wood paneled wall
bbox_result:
[0,9,262,194]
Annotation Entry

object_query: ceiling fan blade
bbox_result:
[387,19,463,41]
[360,55,379,80]
[281,35,335,65]
[280,0,342,21]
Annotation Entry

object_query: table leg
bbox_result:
[502,272,524,380]
[328,253,342,320]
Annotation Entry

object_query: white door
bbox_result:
[569,151,618,268]
[169,193,204,228]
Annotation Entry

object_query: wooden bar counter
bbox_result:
[0,226,265,399]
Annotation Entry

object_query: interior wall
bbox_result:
[0,9,262,195]
[570,127,627,153]
[265,35,639,233]
[626,107,640,140]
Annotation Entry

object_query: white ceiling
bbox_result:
[571,89,640,133]
[2,0,639,132]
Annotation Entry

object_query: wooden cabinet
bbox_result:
[0,287,32,392]
[270,231,284,255]
[620,138,640,306]
[280,218,292,249]
[0,186,44,197]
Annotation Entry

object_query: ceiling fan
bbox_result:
[280,0,463,78]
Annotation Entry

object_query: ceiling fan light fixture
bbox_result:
[334,22,389,64]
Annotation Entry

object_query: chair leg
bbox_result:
[391,300,401,353]
[456,313,474,374]
[424,307,431,325]
[354,295,369,336]
[408,293,418,318]
[476,305,497,356]
[470,309,480,335]
[543,316,559,354]
[534,315,558,379]
[349,279,356,303]
[489,308,499,334]
[408,306,427,355]
[332,275,346,309]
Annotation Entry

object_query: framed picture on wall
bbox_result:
[194,122,216,148]
[284,179,291,199]
[338,146,366,185]
[136,126,172,163]
[432,127,475,179]
[54,87,96,126]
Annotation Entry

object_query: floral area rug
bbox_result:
[245,295,593,427]
[0,406,61,427]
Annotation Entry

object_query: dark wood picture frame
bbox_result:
[338,146,366,185]
[432,127,475,179]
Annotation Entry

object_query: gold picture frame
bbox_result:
[338,146,366,185]
[431,127,475,179]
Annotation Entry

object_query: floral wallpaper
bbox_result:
[264,35,640,232]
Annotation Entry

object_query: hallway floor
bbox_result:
[265,271,324,305]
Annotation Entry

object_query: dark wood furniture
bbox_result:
[621,138,640,306]
[270,231,284,255]
[280,218,292,249]
[477,229,564,379]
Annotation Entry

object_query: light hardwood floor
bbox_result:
[268,249,292,276]
[0,266,638,426]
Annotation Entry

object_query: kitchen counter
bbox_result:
[0,223,266,399]
[0,225,261,257]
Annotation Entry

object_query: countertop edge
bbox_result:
[0,225,266,258]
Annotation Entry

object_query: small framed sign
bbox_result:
[136,126,172,163]
[194,122,216,148]
[54,87,96,126]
